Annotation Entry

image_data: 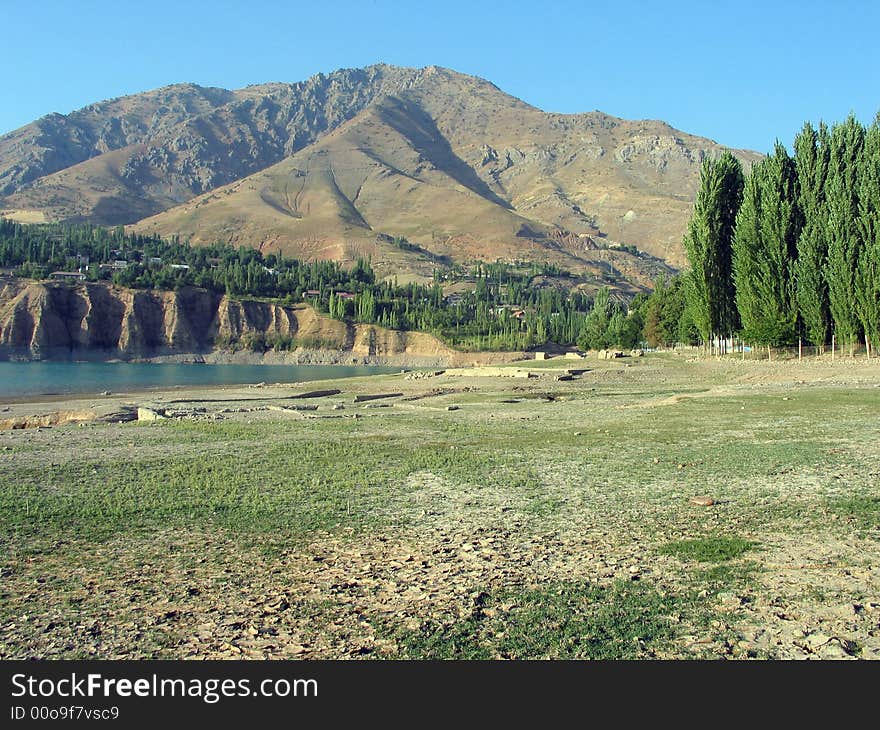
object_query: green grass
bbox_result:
[4,385,877,547]
[827,495,880,532]
[695,561,758,586]
[660,536,755,563]
[378,580,700,660]
[0,416,520,544]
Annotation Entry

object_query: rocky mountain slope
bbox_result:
[0,64,761,275]
[0,278,452,362]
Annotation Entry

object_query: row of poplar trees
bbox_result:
[683,114,880,355]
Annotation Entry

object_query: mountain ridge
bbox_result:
[0,64,761,282]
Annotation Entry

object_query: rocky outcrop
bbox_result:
[0,278,454,361]
[351,325,452,359]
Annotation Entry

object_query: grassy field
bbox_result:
[1,353,878,659]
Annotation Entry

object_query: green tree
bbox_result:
[856,119,880,355]
[643,275,687,348]
[794,122,832,348]
[825,115,866,353]
[355,289,376,323]
[682,151,745,350]
[578,288,612,350]
[732,143,803,346]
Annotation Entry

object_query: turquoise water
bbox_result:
[0,361,398,398]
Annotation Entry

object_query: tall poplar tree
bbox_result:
[794,122,831,348]
[682,151,744,348]
[825,115,865,353]
[856,119,880,355]
[732,143,803,346]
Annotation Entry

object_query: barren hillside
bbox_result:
[0,64,761,281]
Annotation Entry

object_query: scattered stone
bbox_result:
[165,407,207,417]
[805,632,832,650]
[690,496,715,506]
[405,371,445,380]
[818,641,851,659]
[137,407,167,422]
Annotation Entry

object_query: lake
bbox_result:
[0,361,399,398]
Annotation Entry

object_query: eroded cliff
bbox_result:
[0,278,455,362]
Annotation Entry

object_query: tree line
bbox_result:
[0,218,647,352]
[678,114,880,355]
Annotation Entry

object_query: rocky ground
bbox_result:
[1,352,878,659]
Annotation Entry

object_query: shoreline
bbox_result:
[0,346,529,405]
[0,361,408,405]
[0,345,527,369]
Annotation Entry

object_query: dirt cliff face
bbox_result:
[0,278,452,361]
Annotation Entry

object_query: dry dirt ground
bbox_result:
[1,352,878,659]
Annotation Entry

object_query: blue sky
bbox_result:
[4,0,879,151]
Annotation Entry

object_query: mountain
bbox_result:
[0,66,422,223]
[0,64,761,283]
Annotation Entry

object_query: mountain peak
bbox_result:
[0,64,760,284]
